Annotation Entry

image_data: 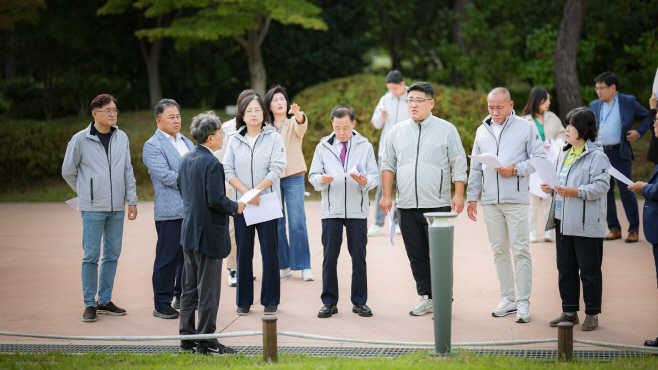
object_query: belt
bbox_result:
[603,144,620,150]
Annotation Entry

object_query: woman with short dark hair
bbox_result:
[541,107,611,331]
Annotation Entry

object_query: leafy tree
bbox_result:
[0,0,44,30]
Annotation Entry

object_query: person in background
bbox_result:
[214,89,255,288]
[265,84,313,281]
[541,107,610,332]
[143,98,194,319]
[521,86,566,243]
[223,94,287,316]
[368,70,410,237]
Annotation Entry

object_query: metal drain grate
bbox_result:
[0,344,649,359]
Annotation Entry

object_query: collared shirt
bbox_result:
[333,137,347,158]
[599,93,621,146]
[158,129,190,157]
[555,144,585,220]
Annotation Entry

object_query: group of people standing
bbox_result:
[61,69,658,354]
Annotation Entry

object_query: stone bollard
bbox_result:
[262,316,278,362]
[557,322,574,360]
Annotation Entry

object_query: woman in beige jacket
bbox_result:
[521,86,566,243]
[265,85,313,281]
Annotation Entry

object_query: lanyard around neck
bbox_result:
[599,94,618,126]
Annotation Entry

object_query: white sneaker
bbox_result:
[227,269,237,287]
[515,301,530,323]
[394,224,401,235]
[409,295,433,316]
[280,268,292,279]
[529,230,538,243]
[302,269,314,281]
[367,224,385,236]
[543,230,554,242]
[492,298,517,317]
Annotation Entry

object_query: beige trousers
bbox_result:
[528,194,552,234]
[226,187,237,270]
[483,203,532,305]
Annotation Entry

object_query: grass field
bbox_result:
[1,351,657,369]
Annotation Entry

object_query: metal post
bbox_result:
[557,322,574,360]
[262,316,278,362]
[425,212,458,355]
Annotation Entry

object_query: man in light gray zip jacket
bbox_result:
[62,94,138,323]
[309,105,379,318]
[380,82,468,317]
[466,87,546,324]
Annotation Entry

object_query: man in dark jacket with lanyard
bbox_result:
[589,72,650,243]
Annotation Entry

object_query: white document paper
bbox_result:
[469,153,503,169]
[238,188,263,203]
[653,67,658,95]
[608,166,633,186]
[531,157,560,188]
[333,163,366,179]
[387,212,395,246]
[65,197,79,211]
[242,192,283,226]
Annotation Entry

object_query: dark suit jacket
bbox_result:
[589,93,650,161]
[642,164,658,244]
[178,145,238,259]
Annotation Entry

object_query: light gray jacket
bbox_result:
[309,131,379,219]
[381,115,468,209]
[223,125,287,204]
[371,88,410,158]
[62,122,138,212]
[467,112,546,205]
[545,140,611,238]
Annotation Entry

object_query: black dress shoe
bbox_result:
[352,304,373,317]
[179,340,196,352]
[197,342,237,355]
[645,337,658,347]
[236,305,250,315]
[318,304,338,318]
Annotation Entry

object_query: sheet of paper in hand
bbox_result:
[243,192,283,226]
[608,167,633,186]
[238,188,263,203]
[388,212,395,246]
[468,153,503,169]
[65,197,79,211]
[653,67,658,95]
[333,163,366,179]
[531,157,559,188]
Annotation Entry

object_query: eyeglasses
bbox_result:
[405,98,431,105]
[245,109,262,115]
[594,86,609,92]
[95,108,119,115]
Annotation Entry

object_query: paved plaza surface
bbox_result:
[0,200,656,350]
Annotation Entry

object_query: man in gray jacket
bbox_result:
[467,87,546,323]
[62,94,138,323]
[380,82,468,316]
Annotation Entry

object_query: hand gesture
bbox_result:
[494,164,514,178]
[540,183,552,193]
[626,130,639,142]
[350,174,367,185]
[128,205,138,220]
[237,201,246,214]
[381,111,389,121]
[451,195,465,214]
[554,185,578,197]
[248,194,260,206]
[289,103,301,116]
[650,92,657,110]
[379,195,392,214]
[467,201,478,221]
[321,174,334,185]
[628,181,646,196]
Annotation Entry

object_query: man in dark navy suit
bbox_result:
[589,72,650,243]
[177,111,246,355]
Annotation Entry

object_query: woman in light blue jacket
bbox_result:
[541,107,611,332]
[223,94,287,316]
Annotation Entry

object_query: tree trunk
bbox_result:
[451,0,473,87]
[138,14,165,108]
[234,15,271,98]
[554,0,588,119]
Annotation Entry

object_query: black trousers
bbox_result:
[398,206,451,298]
[179,248,222,348]
[321,218,368,306]
[653,244,658,288]
[153,219,184,310]
[555,220,603,315]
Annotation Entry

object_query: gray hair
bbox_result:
[154,98,181,119]
[190,111,221,144]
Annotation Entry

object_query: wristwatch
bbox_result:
[512,165,517,176]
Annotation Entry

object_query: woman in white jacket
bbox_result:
[521,86,566,243]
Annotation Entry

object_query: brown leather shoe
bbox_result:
[581,315,598,331]
[549,312,579,327]
[604,228,621,240]
[625,230,639,243]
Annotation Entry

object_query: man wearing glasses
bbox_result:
[589,72,650,243]
[62,94,138,323]
[380,82,468,316]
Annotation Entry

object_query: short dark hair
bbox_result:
[522,86,550,117]
[90,94,118,112]
[386,70,404,84]
[236,89,255,106]
[264,84,292,121]
[594,72,619,90]
[565,107,598,142]
[154,98,180,119]
[236,94,269,131]
[190,111,221,144]
[330,105,355,121]
[407,82,434,98]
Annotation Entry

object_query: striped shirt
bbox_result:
[555,145,585,220]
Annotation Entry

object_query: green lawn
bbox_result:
[1,351,657,369]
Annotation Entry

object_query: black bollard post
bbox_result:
[262,316,278,362]
[557,322,574,360]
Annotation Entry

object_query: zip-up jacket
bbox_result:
[544,140,611,238]
[371,89,410,158]
[62,122,138,211]
[381,115,468,209]
[467,111,546,205]
[223,125,287,205]
[309,130,379,219]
